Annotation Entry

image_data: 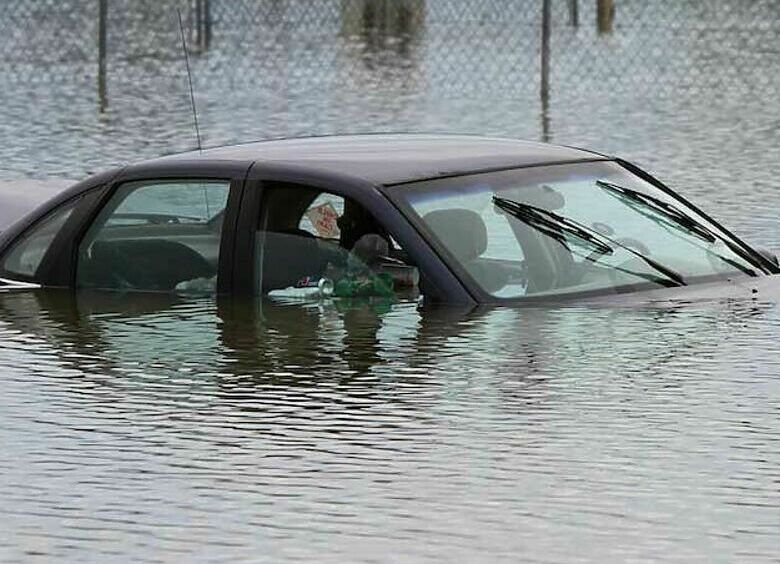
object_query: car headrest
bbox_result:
[423,208,487,262]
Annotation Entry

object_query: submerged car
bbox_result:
[0,134,777,305]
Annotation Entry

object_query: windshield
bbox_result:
[391,161,765,300]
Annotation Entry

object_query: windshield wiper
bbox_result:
[493,196,686,287]
[492,196,612,256]
[597,180,716,243]
[596,180,761,276]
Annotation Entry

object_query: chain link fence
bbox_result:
[0,0,777,100]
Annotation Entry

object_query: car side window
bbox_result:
[255,183,419,299]
[1,198,79,279]
[77,180,230,292]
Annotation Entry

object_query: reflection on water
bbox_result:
[1,290,779,562]
[341,0,425,64]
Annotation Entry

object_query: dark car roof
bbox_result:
[151,134,607,186]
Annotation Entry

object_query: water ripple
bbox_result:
[0,291,778,562]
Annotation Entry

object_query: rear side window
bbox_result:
[77,180,230,293]
[1,199,78,278]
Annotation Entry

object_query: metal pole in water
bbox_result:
[540,0,551,142]
[98,0,107,112]
[597,0,614,34]
[568,0,579,27]
[204,0,212,50]
[196,0,204,51]
[540,0,551,105]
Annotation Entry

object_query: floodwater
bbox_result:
[1,292,779,562]
[1,1,779,562]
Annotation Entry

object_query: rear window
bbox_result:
[2,199,78,279]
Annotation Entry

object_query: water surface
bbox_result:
[1,292,779,562]
[0,1,778,561]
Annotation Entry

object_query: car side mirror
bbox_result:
[756,247,779,268]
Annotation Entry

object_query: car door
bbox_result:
[35,162,250,294]
[232,170,472,303]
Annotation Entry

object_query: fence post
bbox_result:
[568,0,579,27]
[540,0,551,105]
[204,0,211,50]
[597,0,614,34]
[189,0,211,52]
[98,0,107,112]
[540,0,551,142]
[195,0,202,50]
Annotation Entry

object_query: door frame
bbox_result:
[233,162,473,303]
[38,159,253,293]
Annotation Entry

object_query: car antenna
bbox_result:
[177,8,202,153]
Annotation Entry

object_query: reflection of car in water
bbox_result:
[0,289,463,382]
[0,134,777,305]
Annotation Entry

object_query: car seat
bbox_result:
[82,238,214,291]
[256,229,328,293]
[499,184,577,293]
[422,208,507,294]
[507,220,577,293]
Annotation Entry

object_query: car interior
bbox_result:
[75,180,420,297]
[256,184,418,298]
[77,181,228,292]
[412,180,618,298]
[79,230,219,292]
